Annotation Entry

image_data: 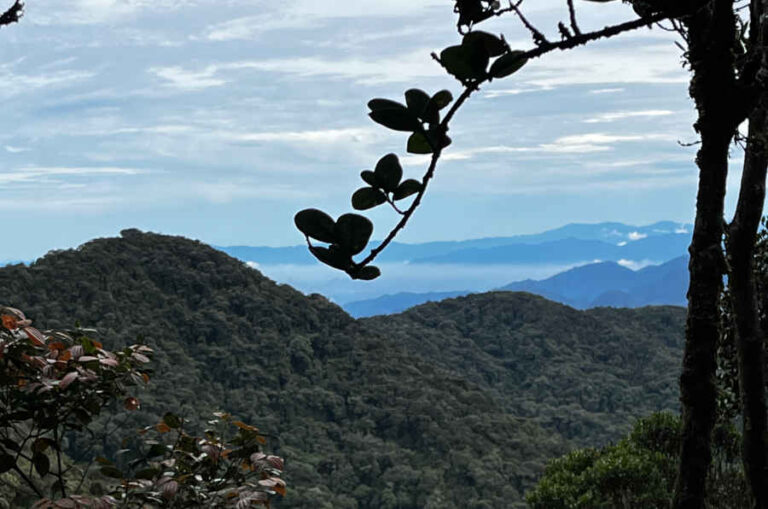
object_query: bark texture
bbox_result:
[726,100,768,508]
[674,2,739,507]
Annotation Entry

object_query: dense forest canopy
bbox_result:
[0,231,687,507]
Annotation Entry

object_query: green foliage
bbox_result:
[0,231,688,508]
[526,412,749,508]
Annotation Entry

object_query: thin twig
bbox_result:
[567,0,581,35]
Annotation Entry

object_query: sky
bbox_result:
[0,0,747,260]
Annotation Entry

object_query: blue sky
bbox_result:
[0,0,745,260]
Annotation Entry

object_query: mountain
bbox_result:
[344,290,471,318]
[500,256,688,309]
[342,256,688,317]
[0,231,686,508]
[219,221,691,266]
[413,234,690,265]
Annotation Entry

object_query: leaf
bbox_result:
[95,456,112,465]
[32,438,53,454]
[233,420,259,432]
[59,371,78,390]
[309,245,353,271]
[294,209,336,243]
[352,266,381,281]
[163,412,182,429]
[441,41,488,81]
[155,422,172,433]
[33,453,50,476]
[374,153,403,192]
[352,187,387,211]
[489,50,528,79]
[407,132,433,154]
[334,214,373,256]
[99,466,123,479]
[463,31,506,57]
[404,89,431,118]
[368,98,405,111]
[124,397,140,411]
[135,467,160,480]
[430,90,453,110]
[0,454,15,474]
[369,107,422,132]
[393,179,423,200]
[360,170,377,186]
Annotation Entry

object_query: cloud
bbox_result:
[4,146,29,153]
[149,50,446,89]
[627,231,648,241]
[149,66,226,90]
[583,110,674,123]
[0,166,142,186]
[0,67,95,97]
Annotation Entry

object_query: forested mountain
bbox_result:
[344,256,687,317]
[0,231,686,508]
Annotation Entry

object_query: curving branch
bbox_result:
[0,1,22,28]
[354,11,667,272]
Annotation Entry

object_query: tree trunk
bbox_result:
[674,2,738,507]
[726,99,768,508]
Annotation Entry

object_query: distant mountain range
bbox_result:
[219,221,692,266]
[343,256,688,317]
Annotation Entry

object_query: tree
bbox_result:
[293,1,768,507]
[526,412,747,508]
[0,305,286,507]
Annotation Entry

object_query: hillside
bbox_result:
[501,256,688,309]
[0,231,686,508]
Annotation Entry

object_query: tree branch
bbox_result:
[355,12,666,270]
[0,1,22,28]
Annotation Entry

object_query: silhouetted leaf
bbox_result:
[352,266,381,281]
[407,132,433,154]
[463,31,506,57]
[368,98,404,111]
[374,153,403,192]
[360,170,377,186]
[393,180,422,200]
[352,187,387,210]
[369,107,422,132]
[441,41,488,81]
[334,214,373,256]
[431,90,453,110]
[405,89,431,119]
[309,245,353,270]
[489,50,528,78]
[294,209,336,244]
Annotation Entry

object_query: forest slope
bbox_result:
[0,231,685,508]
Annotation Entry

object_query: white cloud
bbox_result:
[590,88,624,94]
[583,110,674,123]
[149,66,226,90]
[149,50,446,89]
[617,258,656,270]
[4,146,29,153]
[627,231,648,241]
[0,167,142,185]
